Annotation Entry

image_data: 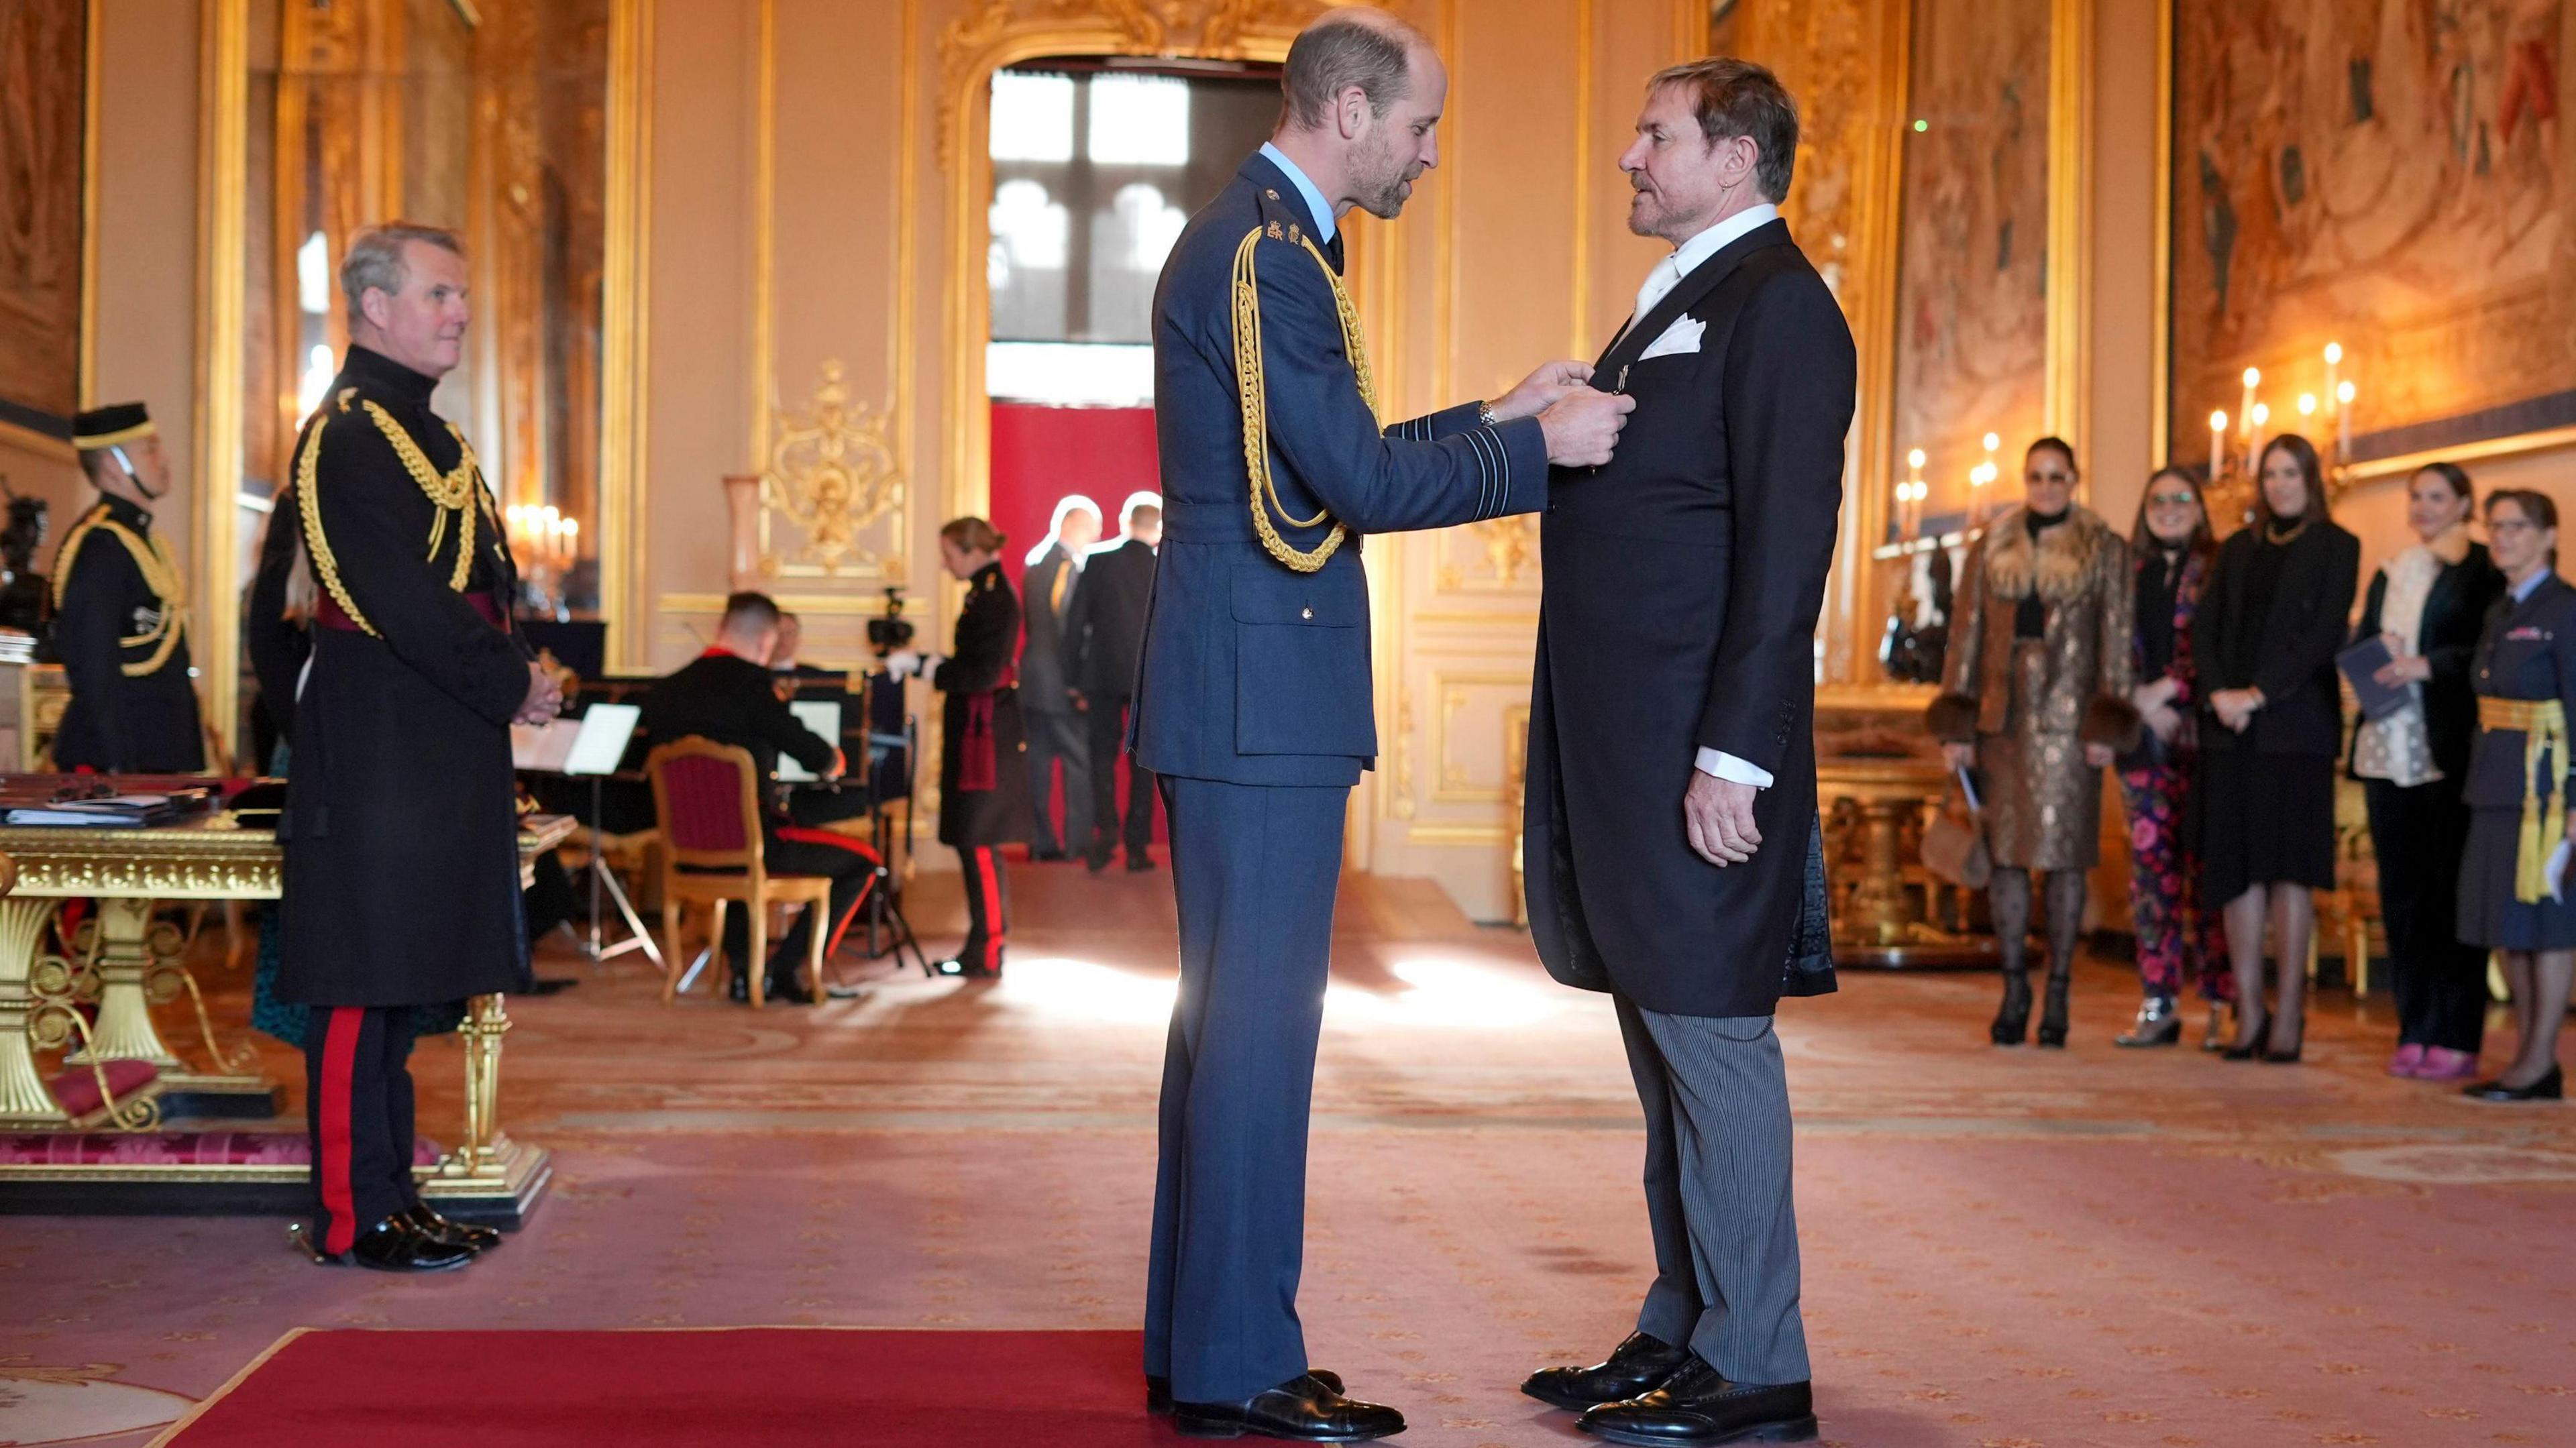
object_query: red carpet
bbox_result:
[156,1328,1170,1447]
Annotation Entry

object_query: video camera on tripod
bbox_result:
[865,585,914,657]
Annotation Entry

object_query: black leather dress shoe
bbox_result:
[763,970,816,1005]
[933,957,999,981]
[1576,1357,1815,1445]
[1127,852,1158,873]
[403,1203,500,1252]
[1172,1373,1403,1441]
[300,1215,476,1273]
[1522,1331,1691,1411]
[1151,1370,1342,1415]
[727,970,751,1003]
[2465,1064,2564,1102]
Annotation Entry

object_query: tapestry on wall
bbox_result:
[1889,0,2052,535]
[2170,0,2572,467]
[0,0,86,433]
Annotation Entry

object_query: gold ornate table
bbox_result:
[0,812,573,1225]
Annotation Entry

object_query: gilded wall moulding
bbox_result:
[761,360,905,579]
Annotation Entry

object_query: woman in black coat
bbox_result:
[2196,434,2361,1062]
[2349,463,2504,1080]
[912,516,1032,978]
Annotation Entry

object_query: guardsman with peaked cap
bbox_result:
[53,402,205,773]
[1128,9,1632,1440]
[268,222,561,1274]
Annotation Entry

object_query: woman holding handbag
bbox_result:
[2112,467,2233,1048]
[1928,438,2142,1047]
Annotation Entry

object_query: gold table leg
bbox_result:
[419,993,552,1225]
[70,898,186,1069]
[0,895,68,1125]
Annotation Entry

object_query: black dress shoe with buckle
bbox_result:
[1151,1370,1342,1415]
[1576,1357,1816,1445]
[1172,1372,1403,1441]
[296,1215,476,1273]
[403,1203,500,1253]
[1522,1331,1691,1411]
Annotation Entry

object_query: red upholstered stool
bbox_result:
[646,739,835,1009]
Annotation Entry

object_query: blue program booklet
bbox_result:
[2334,636,2410,722]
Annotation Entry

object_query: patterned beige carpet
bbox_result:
[3,864,2572,1446]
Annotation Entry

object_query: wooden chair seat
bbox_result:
[646,739,828,1009]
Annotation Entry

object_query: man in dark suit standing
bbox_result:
[1517,60,1853,1447]
[1135,9,1633,1439]
[1063,492,1157,872]
[1020,496,1100,860]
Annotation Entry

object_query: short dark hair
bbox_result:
[2488,488,2560,566]
[2025,435,2078,475]
[2253,433,2329,528]
[720,591,780,632]
[1647,58,1799,201]
[1281,13,1417,129]
[2410,460,2475,515]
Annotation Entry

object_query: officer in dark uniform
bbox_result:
[1131,9,1631,1439]
[53,403,205,773]
[267,222,561,1272]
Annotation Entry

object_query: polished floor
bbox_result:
[5,862,2574,1447]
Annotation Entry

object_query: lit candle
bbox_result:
[1905,449,1927,540]
[2208,409,2227,480]
[2248,401,2270,476]
[2336,379,2355,462]
[2298,392,2318,425]
[2239,368,2261,439]
[2323,343,2343,418]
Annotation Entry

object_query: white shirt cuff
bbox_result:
[1694,748,1774,789]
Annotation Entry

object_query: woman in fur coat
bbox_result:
[1929,437,2141,1046]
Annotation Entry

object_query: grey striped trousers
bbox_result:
[1617,995,1811,1386]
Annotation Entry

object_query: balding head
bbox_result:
[1272,7,1447,221]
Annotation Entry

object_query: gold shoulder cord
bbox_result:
[50,504,189,677]
[295,396,484,638]
[1232,226,1375,573]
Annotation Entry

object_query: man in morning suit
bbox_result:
[52,402,205,773]
[1517,62,1854,1446]
[1135,9,1634,1439]
[641,591,882,1005]
[1063,492,1159,873]
[269,223,563,1272]
[1020,495,1100,860]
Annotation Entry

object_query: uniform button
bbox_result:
[1301,606,1313,620]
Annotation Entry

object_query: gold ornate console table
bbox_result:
[0,812,574,1226]
[1814,684,1998,967]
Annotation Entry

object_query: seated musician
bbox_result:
[640,591,879,1004]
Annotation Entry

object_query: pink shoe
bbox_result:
[2412,1047,2480,1081]
[2387,1044,2426,1077]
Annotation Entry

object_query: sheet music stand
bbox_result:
[513,704,664,970]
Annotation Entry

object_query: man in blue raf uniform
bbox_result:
[1134,8,1634,1440]
[52,402,205,773]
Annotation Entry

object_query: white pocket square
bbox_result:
[1637,315,1705,360]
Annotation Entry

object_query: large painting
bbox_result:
[0,0,86,431]
[1890,0,2052,533]
[2171,0,2574,469]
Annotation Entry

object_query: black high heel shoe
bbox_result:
[2219,1011,2271,1061]
[2261,1025,2304,1064]
[2036,974,2072,1048]
[1990,971,2032,1046]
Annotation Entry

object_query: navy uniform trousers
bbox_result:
[1145,774,1348,1403]
[303,1005,421,1254]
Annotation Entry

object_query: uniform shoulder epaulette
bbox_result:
[1249,186,1314,252]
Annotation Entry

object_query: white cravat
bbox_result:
[1631,204,1783,790]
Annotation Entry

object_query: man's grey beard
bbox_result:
[1351,133,1412,219]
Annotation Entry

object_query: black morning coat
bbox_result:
[1065,535,1157,701]
[50,494,206,773]
[638,651,838,808]
[1020,541,1081,714]
[935,563,1033,848]
[2196,517,2362,759]
[1523,219,1851,1019]
[269,345,537,1009]
[2350,541,2504,779]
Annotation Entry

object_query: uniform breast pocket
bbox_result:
[1231,567,1375,758]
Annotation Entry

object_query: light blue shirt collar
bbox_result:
[1259,142,1336,245]
[2514,568,2553,604]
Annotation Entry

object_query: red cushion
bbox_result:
[0,1131,443,1166]
[661,754,749,852]
[48,1059,160,1117]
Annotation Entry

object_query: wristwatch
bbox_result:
[1476,400,1499,427]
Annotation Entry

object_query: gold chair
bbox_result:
[645,738,832,1009]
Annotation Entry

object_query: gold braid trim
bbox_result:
[296,412,377,636]
[50,504,189,677]
[1232,226,1375,573]
[358,400,480,592]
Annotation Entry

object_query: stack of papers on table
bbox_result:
[5,791,210,826]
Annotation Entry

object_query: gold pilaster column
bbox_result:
[0,893,64,1127]
[68,899,183,1070]
[193,0,250,766]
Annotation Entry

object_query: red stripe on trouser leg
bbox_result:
[771,826,881,957]
[975,848,1006,970]
[319,1007,364,1255]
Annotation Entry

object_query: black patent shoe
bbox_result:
[727,969,751,1003]
[1173,1373,1404,1441]
[763,969,816,1005]
[2036,974,2071,1049]
[1152,1370,1342,1416]
[1523,1330,1692,1412]
[2115,997,2181,1048]
[2220,1011,2271,1061]
[1127,852,1159,873]
[294,1215,475,1273]
[933,956,1000,981]
[1576,1357,1816,1445]
[2465,1065,2564,1102]
[403,1203,500,1253]
[1989,972,2031,1046]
